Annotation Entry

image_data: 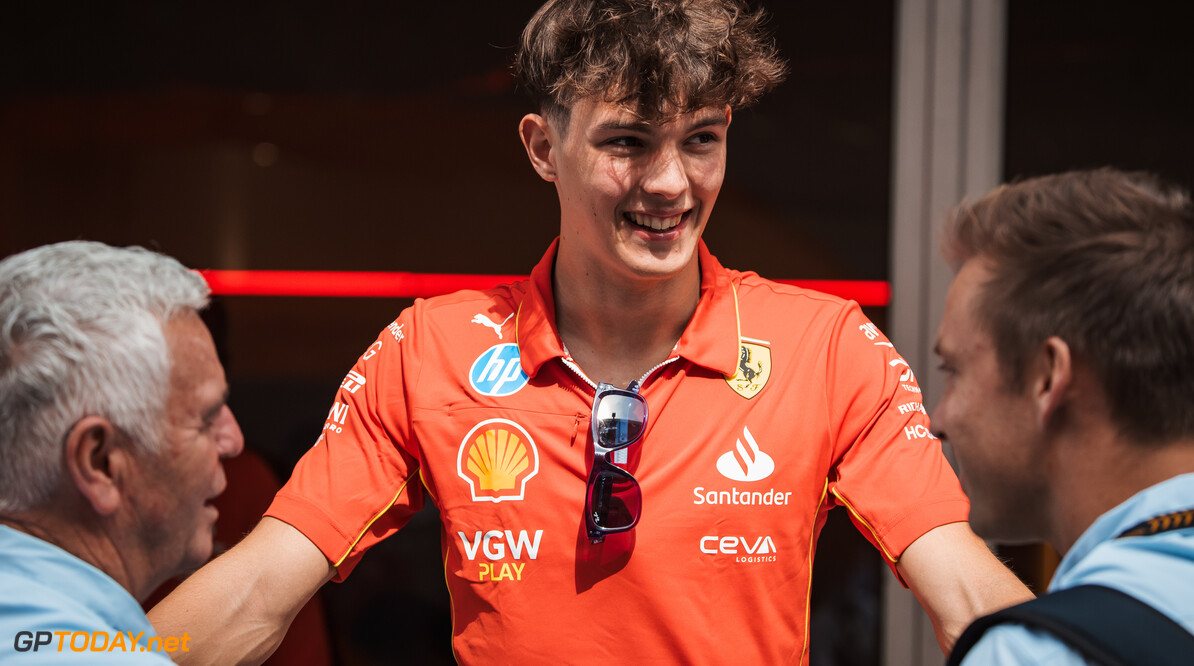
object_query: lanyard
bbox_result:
[1117,508,1194,539]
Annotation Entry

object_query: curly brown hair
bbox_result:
[514,0,787,125]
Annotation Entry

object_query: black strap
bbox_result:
[946,584,1194,666]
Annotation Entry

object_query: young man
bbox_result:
[934,169,1194,664]
[0,241,244,663]
[151,1,1029,662]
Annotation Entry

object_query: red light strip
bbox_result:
[199,270,891,306]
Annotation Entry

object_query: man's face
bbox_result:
[132,311,243,579]
[546,98,731,283]
[931,258,1047,543]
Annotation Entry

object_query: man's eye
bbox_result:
[689,132,716,145]
[607,136,642,148]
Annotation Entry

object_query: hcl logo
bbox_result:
[469,344,529,397]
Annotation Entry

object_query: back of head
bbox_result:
[942,168,1194,444]
[0,241,209,512]
[514,0,787,124]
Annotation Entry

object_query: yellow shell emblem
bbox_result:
[725,341,771,399]
[467,428,529,491]
[457,419,539,502]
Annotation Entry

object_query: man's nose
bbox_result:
[640,147,688,199]
[214,405,245,458]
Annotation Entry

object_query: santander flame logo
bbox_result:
[716,426,775,482]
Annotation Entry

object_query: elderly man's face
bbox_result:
[132,311,243,577]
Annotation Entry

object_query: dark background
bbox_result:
[2,2,1190,664]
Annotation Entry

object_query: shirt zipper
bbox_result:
[560,352,680,464]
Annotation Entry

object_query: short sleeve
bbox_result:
[266,310,424,581]
[823,304,969,576]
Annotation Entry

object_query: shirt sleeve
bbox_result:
[823,303,970,577]
[960,625,1096,665]
[266,310,424,581]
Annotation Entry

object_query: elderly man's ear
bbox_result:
[64,416,133,516]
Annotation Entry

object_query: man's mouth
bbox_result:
[625,211,685,231]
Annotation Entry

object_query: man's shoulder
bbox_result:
[378,278,532,346]
[726,270,859,330]
[411,278,531,319]
[0,533,155,639]
[1061,528,1194,630]
[730,270,850,304]
[0,566,170,662]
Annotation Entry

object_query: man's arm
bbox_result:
[148,517,335,666]
[896,521,1035,654]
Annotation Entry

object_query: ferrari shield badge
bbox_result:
[725,341,770,399]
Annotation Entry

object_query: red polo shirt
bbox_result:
[267,240,968,664]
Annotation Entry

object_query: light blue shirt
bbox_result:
[961,473,1194,665]
[0,525,173,663]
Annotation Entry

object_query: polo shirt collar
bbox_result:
[1051,472,1194,591]
[514,238,741,379]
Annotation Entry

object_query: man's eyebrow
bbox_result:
[595,119,652,133]
[203,388,231,421]
[687,113,729,131]
[595,113,728,134]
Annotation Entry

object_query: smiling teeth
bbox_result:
[628,212,683,231]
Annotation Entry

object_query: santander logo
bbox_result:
[716,426,775,482]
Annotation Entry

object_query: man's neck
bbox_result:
[552,253,701,388]
[1,508,146,601]
[1049,431,1194,554]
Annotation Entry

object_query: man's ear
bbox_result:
[519,113,557,182]
[64,416,128,516]
[1031,336,1073,427]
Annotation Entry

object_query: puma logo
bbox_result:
[472,313,513,339]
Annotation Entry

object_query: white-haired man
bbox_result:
[0,241,243,662]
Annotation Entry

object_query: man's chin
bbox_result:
[179,536,217,574]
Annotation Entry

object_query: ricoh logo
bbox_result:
[897,401,925,415]
[458,529,543,582]
[700,535,778,563]
[469,343,530,397]
[716,426,774,482]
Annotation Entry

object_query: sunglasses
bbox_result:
[585,382,647,543]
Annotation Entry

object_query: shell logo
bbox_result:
[456,419,539,502]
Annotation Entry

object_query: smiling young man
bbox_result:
[150,1,1029,663]
[0,241,243,663]
[934,169,1194,665]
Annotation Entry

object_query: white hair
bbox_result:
[0,241,209,512]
